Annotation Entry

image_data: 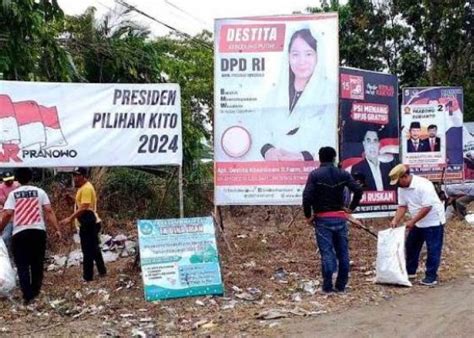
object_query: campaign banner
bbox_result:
[401,104,447,170]
[0,81,182,167]
[137,217,224,301]
[214,14,339,205]
[402,87,463,181]
[340,67,399,217]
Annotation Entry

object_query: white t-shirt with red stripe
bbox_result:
[4,185,50,236]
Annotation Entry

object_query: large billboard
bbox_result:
[0,81,182,167]
[402,87,463,182]
[339,67,399,218]
[214,14,339,205]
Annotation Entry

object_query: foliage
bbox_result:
[0,0,71,81]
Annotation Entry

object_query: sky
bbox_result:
[57,0,326,36]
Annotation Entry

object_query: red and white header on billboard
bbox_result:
[219,24,286,53]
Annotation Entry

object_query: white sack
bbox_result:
[375,226,412,287]
[0,238,16,296]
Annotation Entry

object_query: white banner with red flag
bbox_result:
[0,81,182,167]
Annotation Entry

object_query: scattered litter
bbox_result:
[300,280,320,295]
[222,299,238,310]
[202,321,216,329]
[120,313,135,318]
[235,292,257,301]
[256,309,288,320]
[46,234,136,271]
[195,300,205,306]
[235,287,262,301]
[465,214,474,225]
[139,317,153,323]
[192,319,211,330]
[243,260,257,268]
[130,328,146,337]
[165,321,176,332]
[102,251,119,263]
[73,233,80,244]
[231,285,242,292]
[274,267,288,280]
[257,306,327,320]
[291,293,302,302]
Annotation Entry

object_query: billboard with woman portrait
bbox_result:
[214,14,339,205]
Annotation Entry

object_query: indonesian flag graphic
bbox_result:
[0,95,67,151]
[0,95,20,144]
[13,101,47,149]
[38,105,67,149]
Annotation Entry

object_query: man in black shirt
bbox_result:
[303,147,363,293]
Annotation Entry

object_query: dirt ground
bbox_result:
[281,276,474,338]
[0,207,473,336]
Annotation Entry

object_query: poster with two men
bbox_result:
[402,87,464,182]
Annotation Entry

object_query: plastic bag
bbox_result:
[375,226,412,287]
[0,238,16,296]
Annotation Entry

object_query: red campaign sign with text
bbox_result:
[219,24,286,53]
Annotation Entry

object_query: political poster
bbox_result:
[0,81,182,167]
[402,87,463,182]
[401,104,447,172]
[137,217,224,301]
[214,13,339,205]
[339,67,399,218]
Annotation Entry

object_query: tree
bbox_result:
[395,0,473,119]
[0,0,71,81]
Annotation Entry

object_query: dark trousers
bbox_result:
[313,217,350,292]
[406,224,444,282]
[12,229,46,302]
[79,211,106,281]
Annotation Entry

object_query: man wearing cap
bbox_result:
[0,168,61,304]
[0,171,20,252]
[407,121,430,153]
[389,164,445,286]
[303,147,363,293]
[60,167,106,281]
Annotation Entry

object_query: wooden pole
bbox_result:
[178,165,184,218]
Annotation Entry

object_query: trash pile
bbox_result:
[46,234,136,271]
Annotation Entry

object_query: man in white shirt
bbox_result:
[0,168,61,304]
[389,164,445,286]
